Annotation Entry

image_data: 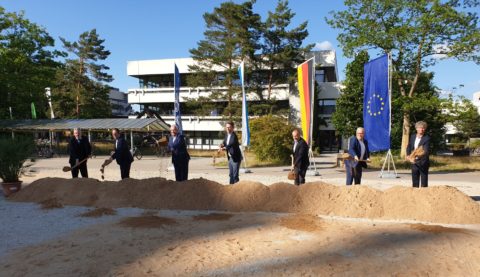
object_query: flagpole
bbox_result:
[307,56,319,176]
[380,52,398,178]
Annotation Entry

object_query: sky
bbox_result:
[1,0,479,100]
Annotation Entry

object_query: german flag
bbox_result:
[297,58,314,145]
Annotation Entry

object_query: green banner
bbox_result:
[31,102,37,119]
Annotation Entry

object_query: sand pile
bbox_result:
[10,177,480,224]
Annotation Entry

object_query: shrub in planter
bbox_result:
[0,137,35,196]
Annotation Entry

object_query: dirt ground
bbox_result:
[1,211,479,276]
[1,155,479,276]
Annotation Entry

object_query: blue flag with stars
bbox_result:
[174,63,183,135]
[363,55,390,152]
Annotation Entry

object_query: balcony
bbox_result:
[127,84,290,104]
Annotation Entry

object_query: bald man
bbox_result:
[345,127,370,185]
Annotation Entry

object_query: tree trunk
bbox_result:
[400,113,410,158]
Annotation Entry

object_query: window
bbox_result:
[315,70,325,83]
[318,99,336,115]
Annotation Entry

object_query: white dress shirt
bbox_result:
[414,136,422,149]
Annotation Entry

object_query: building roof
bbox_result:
[0,118,170,132]
[127,50,338,77]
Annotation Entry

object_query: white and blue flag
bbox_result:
[238,61,250,147]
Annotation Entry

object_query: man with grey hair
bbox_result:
[406,121,430,187]
[68,128,91,178]
[291,128,309,185]
[345,127,370,185]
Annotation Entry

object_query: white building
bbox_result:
[126,50,342,151]
[109,87,132,117]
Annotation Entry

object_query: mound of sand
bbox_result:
[10,177,480,224]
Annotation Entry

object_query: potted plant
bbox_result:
[0,137,35,197]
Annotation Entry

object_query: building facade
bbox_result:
[109,88,132,117]
[126,50,342,151]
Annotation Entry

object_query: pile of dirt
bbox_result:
[10,177,480,224]
[39,197,64,209]
[79,207,116,218]
[279,214,323,232]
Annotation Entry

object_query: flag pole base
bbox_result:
[379,149,398,178]
[306,169,320,176]
[240,168,252,174]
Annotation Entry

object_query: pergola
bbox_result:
[0,118,170,149]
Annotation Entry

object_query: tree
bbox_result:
[250,115,295,164]
[188,1,261,118]
[390,72,447,153]
[54,29,112,118]
[327,0,480,157]
[0,7,61,119]
[332,51,370,137]
[448,96,480,140]
[260,0,313,100]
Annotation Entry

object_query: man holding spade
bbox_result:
[68,128,92,178]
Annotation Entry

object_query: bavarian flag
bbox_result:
[297,58,314,145]
[363,54,390,151]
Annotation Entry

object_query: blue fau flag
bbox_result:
[174,63,183,135]
[238,61,250,146]
[363,54,390,152]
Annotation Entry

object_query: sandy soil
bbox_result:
[1,211,479,276]
[1,155,479,276]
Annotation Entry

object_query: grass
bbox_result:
[211,151,287,168]
[369,153,480,172]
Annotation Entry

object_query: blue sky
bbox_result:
[1,0,479,100]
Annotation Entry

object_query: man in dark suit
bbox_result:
[292,128,309,185]
[109,128,134,179]
[345,127,370,185]
[218,121,242,184]
[168,124,190,181]
[68,128,91,178]
[406,121,430,187]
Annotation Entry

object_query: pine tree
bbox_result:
[261,0,313,100]
[55,29,113,118]
[188,1,261,118]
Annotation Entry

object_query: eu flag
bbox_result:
[174,63,183,135]
[363,55,390,152]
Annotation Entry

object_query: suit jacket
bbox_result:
[68,136,91,165]
[168,134,190,164]
[223,132,242,163]
[406,134,430,168]
[293,137,309,170]
[112,136,133,165]
[348,136,370,168]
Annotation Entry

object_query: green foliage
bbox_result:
[390,72,447,153]
[188,1,311,117]
[250,115,295,164]
[0,136,35,182]
[0,7,62,119]
[332,51,369,137]
[327,0,480,156]
[259,0,313,99]
[54,29,112,118]
[188,1,261,118]
[446,96,480,139]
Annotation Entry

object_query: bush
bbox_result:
[0,137,35,182]
[250,115,296,164]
